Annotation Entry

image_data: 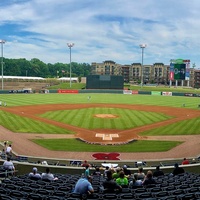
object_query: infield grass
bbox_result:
[40,108,172,130]
[32,138,182,152]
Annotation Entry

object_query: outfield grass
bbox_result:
[0,93,200,109]
[40,108,172,130]
[32,138,182,152]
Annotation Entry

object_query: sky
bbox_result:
[0,0,200,67]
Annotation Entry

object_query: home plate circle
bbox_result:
[96,133,119,141]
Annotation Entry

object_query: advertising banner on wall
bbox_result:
[162,92,172,96]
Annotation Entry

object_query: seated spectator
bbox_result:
[172,163,185,176]
[123,165,131,178]
[134,167,145,180]
[103,170,122,193]
[182,158,189,165]
[116,171,128,188]
[41,167,58,181]
[5,144,12,157]
[81,160,91,167]
[104,166,110,177]
[0,149,6,159]
[29,167,41,180]
[112,167,121,180]
[129,174,143,188]
[153,166,164,177]
[73,176,94,197]
[93,167,101,176]
[3,156,15,175]
[142,170,156,186]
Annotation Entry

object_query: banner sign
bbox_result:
[123,90,132,94]
[58,89,79,93]
[151,91,161,95]
[162,92,172,96]
[132,90,139,94]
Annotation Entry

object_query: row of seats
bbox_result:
[0,172,200,199]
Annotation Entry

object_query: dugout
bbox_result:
[86,75,124,89]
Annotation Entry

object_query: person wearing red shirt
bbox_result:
[182,158,189,165]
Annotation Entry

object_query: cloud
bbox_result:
[0,0,200,67]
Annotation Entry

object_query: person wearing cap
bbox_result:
[29,167,41,180]
[123,165,131,178]
[73,176,94,197]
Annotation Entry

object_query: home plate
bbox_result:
[96,133,119,140]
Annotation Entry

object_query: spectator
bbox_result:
[93,167,101,176]
[81,160,91,167]
[142,170,156,186]
[3,156,15,175]
[172,163,185,176]
[153,166,164,177]
[123,165,131,178]
[5,144,12,157]
[73,176,94,197]
[116,171,128,188]
[29,167,41,180]
[104,166,110,177]
[103,170,122,193]
[112,167,121,180]
[129,174,143,188]
[182,158,189,165]
[84,165,90,177]
[134,167,145,180]
[41,167,58,181]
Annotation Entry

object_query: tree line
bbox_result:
[3,58,91,78]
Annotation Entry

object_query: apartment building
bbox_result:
[91,60,199,87]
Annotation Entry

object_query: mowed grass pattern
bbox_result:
[33,138,182,152]
[0,110,72,134]
[40,108,172,130]
[0,93,200,109]
[141,117,200,136]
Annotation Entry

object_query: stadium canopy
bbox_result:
[0,76,45,80]
[58,77,78,82]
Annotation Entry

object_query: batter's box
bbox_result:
[96,133,119,140]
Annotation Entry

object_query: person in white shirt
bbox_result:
[6,144,12,157]
[3,157,15,175]
[41,167,58,181]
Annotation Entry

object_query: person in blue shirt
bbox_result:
[73,176,94,196]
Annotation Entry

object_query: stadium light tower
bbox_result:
[67,43,75,88]
[139,44,147,87]
[0,40,6,90]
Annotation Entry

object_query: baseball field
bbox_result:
[0,93,199,161]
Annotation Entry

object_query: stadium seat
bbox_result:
[0,194,13,200]
[27,193,44,200]
[9,190,25,199]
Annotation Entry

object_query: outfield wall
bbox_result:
[1,88,200,97]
